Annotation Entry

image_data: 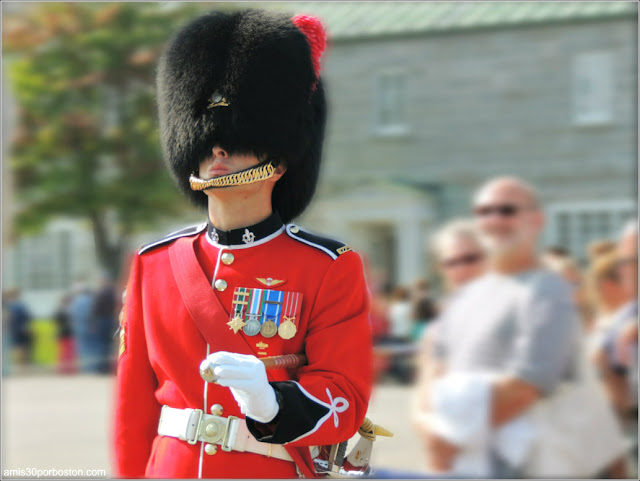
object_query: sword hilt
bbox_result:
[261,353,307,370]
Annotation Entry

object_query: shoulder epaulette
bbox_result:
[138,223,207,255]
[285,224,353,260]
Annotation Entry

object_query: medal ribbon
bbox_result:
[282,291,301,327]
[247,288,263,322]
[232,287,248,320]
[262,289,284,326]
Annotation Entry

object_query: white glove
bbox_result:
[204,351,279,424]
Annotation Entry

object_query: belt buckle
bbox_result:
[186,409,204,445]
[221,415,239,452]
[200,416,225,444]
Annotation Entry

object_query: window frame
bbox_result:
[370,69,411,138]
[571,50,614,127]
[544,199,636,261]
[13,229,73,291]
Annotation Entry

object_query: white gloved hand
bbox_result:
[203,351,279,424]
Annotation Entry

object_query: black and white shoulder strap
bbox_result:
[285,224,352,260]
[138,223,207,255]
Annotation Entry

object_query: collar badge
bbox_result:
[242,229,255,244]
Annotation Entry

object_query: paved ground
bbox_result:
[2,375,426,478]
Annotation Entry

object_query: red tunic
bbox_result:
[113,215,373,478]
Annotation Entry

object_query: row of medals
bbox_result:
[241,315,297,340]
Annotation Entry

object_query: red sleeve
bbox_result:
[113,254,161,477]
[247,250,373,445]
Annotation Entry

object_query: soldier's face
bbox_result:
[198,146,285,199]
[198,146,261,180]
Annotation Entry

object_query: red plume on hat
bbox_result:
[292,15,327,80]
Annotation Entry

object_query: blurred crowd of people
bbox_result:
[3,287,33,367]
[2,274,119,375]
[369,175,637,478]
[369,218,491,384]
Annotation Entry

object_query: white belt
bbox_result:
[157,405,293,463]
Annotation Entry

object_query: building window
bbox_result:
[572,51,613,126]
[372,71,409,136]
[546,200,635,262]
[13,230,72,290]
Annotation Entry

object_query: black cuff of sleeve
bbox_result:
[245,385,284,438]
[246,381,330,444]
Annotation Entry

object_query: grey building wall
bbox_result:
[317,18,636,212]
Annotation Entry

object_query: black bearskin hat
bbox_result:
[156,9,327,224]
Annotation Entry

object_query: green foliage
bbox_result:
[4,2,209,274]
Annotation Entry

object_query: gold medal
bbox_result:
[278,320,297,339]
[280,292,301,340]
[260,320,278,338]
[227,315,246,334]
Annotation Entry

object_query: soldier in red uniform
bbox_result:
[113,8,374,479]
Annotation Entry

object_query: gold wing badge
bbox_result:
[256,277,285,287]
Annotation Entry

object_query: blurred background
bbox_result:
[2,1,637,478]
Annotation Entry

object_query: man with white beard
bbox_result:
[414,177,582,476]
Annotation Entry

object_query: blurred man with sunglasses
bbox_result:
[414,177,589,476]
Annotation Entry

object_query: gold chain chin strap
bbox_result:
[189,162,276,191]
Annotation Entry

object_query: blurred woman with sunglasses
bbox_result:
[585,244,630,405]
[431,219,488,299]
[586,242,628,352]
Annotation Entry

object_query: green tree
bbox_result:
[4,2,207,277]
